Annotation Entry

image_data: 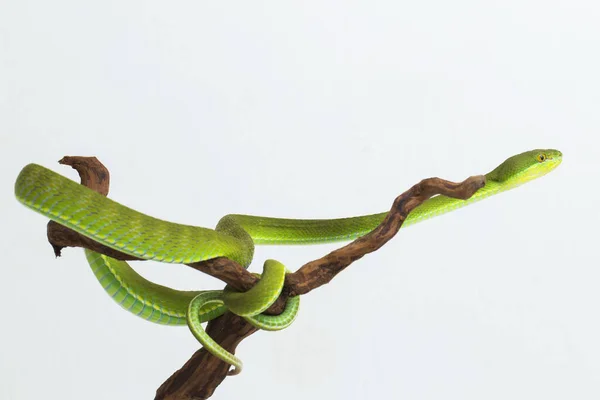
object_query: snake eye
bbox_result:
[536,153,547,162]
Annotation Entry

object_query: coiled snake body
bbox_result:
[14,149,562,374]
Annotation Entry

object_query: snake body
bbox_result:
[14,149,562,374]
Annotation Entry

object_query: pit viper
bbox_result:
[14,149,562,374]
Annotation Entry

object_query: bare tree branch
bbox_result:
[42,156,485,399]
[284,176,485,296]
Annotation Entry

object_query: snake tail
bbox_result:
[187,259,296,375]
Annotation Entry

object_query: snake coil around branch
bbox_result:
[18,150,561,399]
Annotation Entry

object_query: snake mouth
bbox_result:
[548,150,563,162]
[546,151,563,170]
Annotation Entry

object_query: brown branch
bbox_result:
[284,176,485,296]
[43,156,485,400]
[156,313,257,400]
[58,156,110,195]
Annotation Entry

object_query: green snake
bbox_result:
[14,149,562,375]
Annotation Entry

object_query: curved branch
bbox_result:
[42,156,486,400]
[284,175,485,296]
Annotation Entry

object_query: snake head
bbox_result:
[485,149,562,187]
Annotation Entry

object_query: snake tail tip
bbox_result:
[227,367,241,376]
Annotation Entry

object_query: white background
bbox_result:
[1,1,598,399]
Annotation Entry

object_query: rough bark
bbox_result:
[43,156,485,400]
